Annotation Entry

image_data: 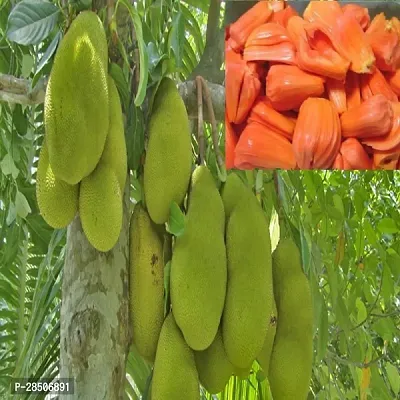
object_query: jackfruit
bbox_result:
[170,166,227,350]
[36,142,79,228]
[257,297,277,376]
[100,76,127,191]
[129,204,164,363]
[152,313,200,400]
[222,194,273,368]
[45,11,109,184]
[233,363,253,380]
[268,238,313,400]
[143,78,192,224]
[221,173,248,219]
[79,163,122,252]
[194,329,234,394]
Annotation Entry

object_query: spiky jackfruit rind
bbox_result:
[36,143,79,229]
[101,75,127,191]
[152,313,200,400]
[129,204,164,363]
[170,166,227,351]
[45,11,109,185]
[79,163,122,252]
[268,238,313,400]
[143,77,192,224]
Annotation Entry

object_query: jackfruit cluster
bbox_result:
[38,11,127,252]
[130,169,313,398]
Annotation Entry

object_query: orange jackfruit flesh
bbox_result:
[287,17,350,81]
[292,97,342,169]
[360,68,398,102]
[229,1,273,51]
[225,114,238,170]
[248,97,296,140]
[266,64,325,111]
[270,6,299,28]
[340,138,372,169]
[270,0,286,13]
[345,71,361,110]
[373,144,400,169]
[245,23,291,48]
[342,4,370,31]
[340,94,394,139]
[326,78,347,114]
[234,122,296,169]
[303,0,342,36]
[386,69,400,95]
[366,13,400,71]
[362,102,400,151]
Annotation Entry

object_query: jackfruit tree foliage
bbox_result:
[222,191,273,368]
[170,166,227,351]
[36,142,79,229]
[129,204,164,363]
[143,77,192,224]
[100,75,127,192]
[152,313,200,400]
[194,329,234,394]
[79,163,122,252]
[44,11,109,185]
[269,238,313,400]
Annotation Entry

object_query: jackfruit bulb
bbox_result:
[143,78,192,224]
[194,329,234,394]
[268,238,313,400]
[36,142,79,228]
[79,162,122,252]
[45,11,109,184]
[100,75,127,192]
[129,204,164,363]
[152,313,200,400]
[257,297,277,376]
[222,193,273,368]
[170,166,227,350]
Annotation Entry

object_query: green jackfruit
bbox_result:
[79,163,122,252]
[45,11,108,184]
[36,143,79,228]
[221,173,248,219]
[129,204,164,363]
[144,78,192,224]
[194,329,234,394]
[268,238,313,400]
[170,166,227,350]
[152,313,200,400]
[100,76,127,191]
[233,363,253,380]
[222,194,273,368]
[257,297,277,376]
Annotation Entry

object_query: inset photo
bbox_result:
[225,0,400,170]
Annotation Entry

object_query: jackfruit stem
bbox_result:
[196,76,205,165]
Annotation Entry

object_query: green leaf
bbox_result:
[167,11,184,70]
[166,202,185,238]
[182,0,209,13]
[36,30,61,74]
[316,298,329,362]
[355,298,367,325]
[333,193,344,216]
[126,105,144,171]
[377,218,399,234]
[1,154,19,179]
[109,63,130,111]
[7,0,60,45]
[21,54,34,78]
[12,104,28,136]
[117,0,148,106]
[269,208,280,254]
[15,190,31,219]
[385,363,400,396]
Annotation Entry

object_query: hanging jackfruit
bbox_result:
[221,172,248,219]
[222,192,273,368]
[36,142,79,228]
[268,238,313,400]
[257,297,277,376]
[233,363,253,380]
[100,75,127,192]
[194,329,234,394]
[152,313,200,400]
[79,162,122,252]
[45,11,109,185]
[129,204,164,363]
[143,78,192,224]
[170,166,227,351]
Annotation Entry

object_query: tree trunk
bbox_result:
[60,185,131,399]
